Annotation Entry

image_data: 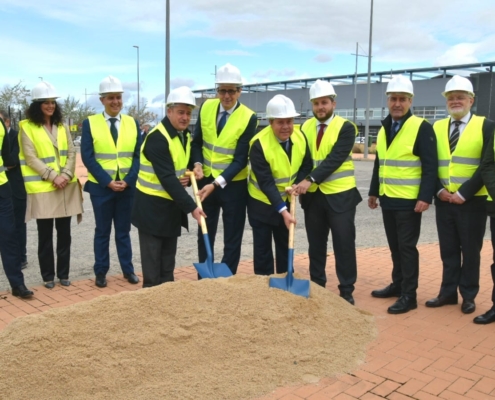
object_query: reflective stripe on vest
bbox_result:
[87,114,137,183]
[434,115,487,196]
[0,123,7,186]
[18,120,75,194]
[301,115,357,194]
[200,99,255,181]
[248,125,306,205]
[136,123,190,200]
[376,115,423,199]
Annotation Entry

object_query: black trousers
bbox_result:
[12,197,27,265]
[36,217,71,282]
[304,191,357,293]
[382,209,422,298]
[139,230,177,288]
[0,196,25,288]
[491,217,495,306]
[248,215,288,275]
[197,179,247,274]
[436,204,486,300]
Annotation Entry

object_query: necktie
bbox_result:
[280,141,289,155]
[391,121,399,140]
[450,121,462,153]
[217,111,228,135]
[316,124,326,150]
[109,117,118,144]
[177,131,185,147]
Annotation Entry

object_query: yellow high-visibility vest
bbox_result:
[19,120,75,194]
[302,115,357,194]
[376,116,424,199]
[200,99,255,181]
[87,114,137,183]
[136,124,190,200]
[248,125,306,205]
[0,122,8,186]
[434,115,487,196]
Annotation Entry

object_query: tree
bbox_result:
[0,82,30,128]
[125,99,158,127]
[61,96,96,136]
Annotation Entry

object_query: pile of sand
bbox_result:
[0,274,376,399]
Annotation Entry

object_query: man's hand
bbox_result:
[368,196,378,209]
[281,209,296,230]
[197,183,215,202]
[179,175,190,188]
[293,180,312,195]
[108,180,125,191]
[414,200,429,213]
[449,192,465,205]
[191,207,207,225]
[193,163,204,180]
[53,175,68,189]
[437,189,452,202]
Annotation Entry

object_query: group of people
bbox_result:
[1,63,495,326]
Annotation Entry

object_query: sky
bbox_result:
[1,0,495,118]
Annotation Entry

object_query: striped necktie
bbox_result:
[450,121,462,153]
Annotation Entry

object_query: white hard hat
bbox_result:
[442,75,474,98]
[266,95,300,119]
[386,75,414,97]
[309,79,337,100]
[215,63,243,85]
[166,86,196,108]
[31,81,59,101]
[99,75,124,95]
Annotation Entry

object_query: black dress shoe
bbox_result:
[461,299,476,314]
[388,295,417,314]
[340,292,355,305]
[371,284,401,298]
[95,275,107,288]
[12,284,33,299]
[124,273,139,284]
[425,295,458,308]
[473,308,495,324]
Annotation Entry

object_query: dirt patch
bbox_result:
[0,275,376,400]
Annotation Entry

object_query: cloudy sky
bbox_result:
[1,0,495,116]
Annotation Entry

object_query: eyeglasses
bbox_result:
[217,89,239,96]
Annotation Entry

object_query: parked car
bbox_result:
[355,137,366,144]
[73,136,81,146]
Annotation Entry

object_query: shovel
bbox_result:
[269,191,310,298]
[185,171,233,279]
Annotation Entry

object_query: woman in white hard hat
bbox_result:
[19,81,83,289]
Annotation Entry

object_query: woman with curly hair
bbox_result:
[19,81,83,289]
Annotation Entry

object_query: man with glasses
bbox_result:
[192,63,257,275]
[426,75,493,315]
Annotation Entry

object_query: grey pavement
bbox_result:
[0,160,491,291]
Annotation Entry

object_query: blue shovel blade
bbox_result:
[193,262,233,279]
[269,275,310,298]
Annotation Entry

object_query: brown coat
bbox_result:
[20,124,83,222]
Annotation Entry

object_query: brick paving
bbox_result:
[1,240,495,399]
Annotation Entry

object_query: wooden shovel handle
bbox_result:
[286,188,296,249]
[186,171,207,233]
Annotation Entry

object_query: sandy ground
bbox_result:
[0,152,491,291]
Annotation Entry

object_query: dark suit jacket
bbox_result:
[131,117,197,237]
[480,121,495,216]
[248,136,313,226]
[191,101,257,184]
[0,119,12,199]
[81,114,141,197]
[369,111,438,210]
[5,127,26,199]
[435,115,494,211]
[300,119,362,213]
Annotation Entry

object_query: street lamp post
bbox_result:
[133,45,140,112]
[364,0,374,159]
[165,0,170,99]
[351,42,368,125]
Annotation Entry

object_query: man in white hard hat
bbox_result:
[480,111,495,325]
[292,80,362,305]
[0,115,33,298]
[426,75,494,316]
[368,75,437,314]
[81,75,142,288]
[191,63,257,275]
[131,87,206,287]
[247,95,312,275]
